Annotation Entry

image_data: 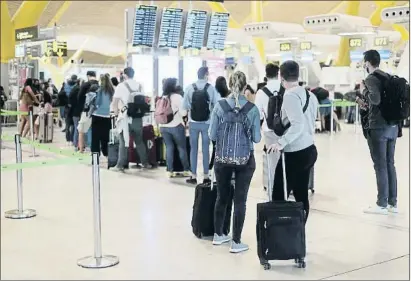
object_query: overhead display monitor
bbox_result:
[158,7,184,49]
[206,12,229,51]
[132,5,158,47]
[183,10,208,49]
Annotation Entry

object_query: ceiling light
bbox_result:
[271,37,299,41]
[338,31,376,36]
[224,41,236,45]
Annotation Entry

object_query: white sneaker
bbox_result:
[229,241,249,253]
[363,205,388,215]
[388,205,398,214]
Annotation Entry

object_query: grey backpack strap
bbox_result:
[218,99,232,112]
[240,101,255,115]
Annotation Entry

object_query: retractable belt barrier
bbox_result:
[1,133,120,268]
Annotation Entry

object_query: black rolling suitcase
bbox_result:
[107,117,119,169]
[191,173,233,238]
[172,136,191,173]
[256,151,306,270]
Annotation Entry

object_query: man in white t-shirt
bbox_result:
[254,63,282,188]
[111,67,150,171]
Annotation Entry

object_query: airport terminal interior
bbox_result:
[0,0,410,280]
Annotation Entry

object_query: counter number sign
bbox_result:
[349,38,362,48]
[279,43,291,52]
[374,37,389,47]
[300,42,312,51]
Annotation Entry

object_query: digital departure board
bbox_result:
[132,5,158,47]
[183,10,208,49]
[206,12,229,51]
[158,8,183,48]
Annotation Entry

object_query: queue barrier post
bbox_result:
[28,111,38,158]
[4,134,36,219]
[77,153,119,269]
[354,104,359,133]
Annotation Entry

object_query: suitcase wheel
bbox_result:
[295,258,306,269]
[260,259,271,270]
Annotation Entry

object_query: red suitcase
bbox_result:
[128,125,157,166]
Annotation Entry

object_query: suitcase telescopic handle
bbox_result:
[266,150,287,202]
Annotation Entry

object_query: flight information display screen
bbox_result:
[206,12,229,50]
[183,10,208,49]
[158,8,183,48]
[132,5,158,47]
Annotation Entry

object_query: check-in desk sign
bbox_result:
[15,26,39,42]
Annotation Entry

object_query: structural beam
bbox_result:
[1,1,14,63]
[207,1,240,29]
[47,1,72,27]
[369,1,396,26]
[251,1,265,63]
[335,1,360,66]
[12,1,49,29]
[392,24,409,41]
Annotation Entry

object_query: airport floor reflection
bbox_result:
[1,126,409,280]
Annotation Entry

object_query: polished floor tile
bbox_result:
[1,125,409,280]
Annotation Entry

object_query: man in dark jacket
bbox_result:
[360,50,398,215]
[74,71,99,152]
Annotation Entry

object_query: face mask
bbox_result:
[363,63,369,74]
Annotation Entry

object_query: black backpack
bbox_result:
[263,86,310,136]
[125,82,150,118]
[191,83,210,121]
[373,72,410,123]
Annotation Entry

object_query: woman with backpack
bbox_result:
[155,78,190,178]
[90,74,114,157]
[209,71,261,253]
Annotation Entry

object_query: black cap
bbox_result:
[70,74,78,81]
[86,71,96,77]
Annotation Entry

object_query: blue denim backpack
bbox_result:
[215,99,254,166]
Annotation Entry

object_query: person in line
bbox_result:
[183,67,219,185]
[0,86,8,110]
[62,75,77,144]
[68,78,82,150]
[244,84,256,103]
[34,91,53,139]
[209,76,230,171]
[159,78,190,178]
[111,77,119,87]
[254,64,282,185]
[111,67,151,171]
[19,79,40,137]
[90,74,114,158]
[360,50,398,215]
[209,71,261,253]
[267,60,318,223]
[75,71,99,152]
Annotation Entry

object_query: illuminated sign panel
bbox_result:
[349,38,362,48]
[15,26,39,42]
[279,43,291,52]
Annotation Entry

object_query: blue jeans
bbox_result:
[73,116,80,148]
[160,124,189,172]
[367,126,398,207]
[189,122,210,176]
[59,106,65,119]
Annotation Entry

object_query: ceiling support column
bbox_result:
[251,1,265,64]
[1,1,14,63]
[335,1,360,66]
[12,1,49,29]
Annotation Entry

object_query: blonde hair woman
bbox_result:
[208,71,262,253]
